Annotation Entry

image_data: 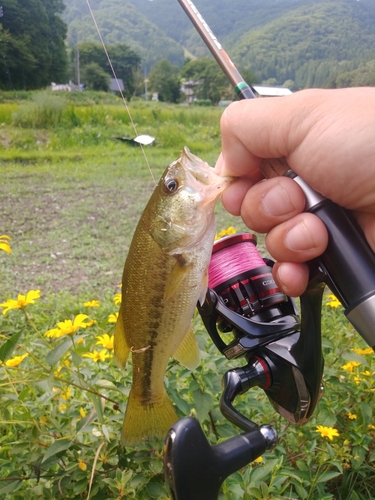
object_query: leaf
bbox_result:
[147,481,167,499]
[94,379,122,392]
[292,481,308,499]
[92,394,104,424]
[296,459,309,471]
[46,338,72,366]
[41,438,71,463]
[192,389,212,422]
[250,459,279,484]
[358,402,372,426]
[169,389,190,415]
[341,351,366,364]
[35,371,55,394]
[316,470,341,483]
[0,477,21,495]
[0,330,23,362]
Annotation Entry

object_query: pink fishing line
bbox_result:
[208,235,265,289]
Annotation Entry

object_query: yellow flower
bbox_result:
[78,460,87,471]
[108,312,118,323]
[79,407,87,418]
[83,300,100,308]
[215,226,237,241]
[61,386,72,401]
[96,334,114,350]
[83,349,111,363]
[3,353,29,367]
[113,293,122,305]
[0,234,12,253]
[316,425,340,441]
[368,424,375,430]
[351,347,373,355]
[40,416,48,425]
[0,290,41,314]
[348,412,357,420]
[341,361,361,373]
[325,294,341,308]
[84,319,96,327]
[45,314,90,338]
[253,456,263,463]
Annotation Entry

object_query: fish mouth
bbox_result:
[181,147,232,196]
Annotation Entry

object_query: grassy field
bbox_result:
[0,91,244,298]
[0,92,374,500]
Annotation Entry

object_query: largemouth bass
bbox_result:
[114,147,231,446]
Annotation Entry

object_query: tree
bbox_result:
[73,42,141,97]
[148,59,180,103]
[180,57,234,105]
[81,63,110,91]
[0,0,67,89]
[40,0,67,83]
[240,68,258,86]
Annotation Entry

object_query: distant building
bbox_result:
[252,85,293,97]
[109,78,124,93]
[180,79,203,104]
[51,82,71,92]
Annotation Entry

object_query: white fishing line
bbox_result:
[85,0,156,185]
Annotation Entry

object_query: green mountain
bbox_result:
[229,0,375,88]
[62,0,185,71]
[63,0,375,89]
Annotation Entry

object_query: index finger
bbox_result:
[219,98,295,177]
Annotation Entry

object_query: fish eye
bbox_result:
[164,178,179,194]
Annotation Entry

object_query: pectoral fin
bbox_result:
[164,254,192,302]
[114,305,130,370]
[173,326,201,370]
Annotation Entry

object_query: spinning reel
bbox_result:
[164,233,326,500]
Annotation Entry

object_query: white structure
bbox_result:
[252,85,293,97]
[51,82,71,91]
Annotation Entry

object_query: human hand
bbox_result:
[216,87,375,296]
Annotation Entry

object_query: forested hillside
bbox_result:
[63,0,185,71]
[229,0,375,88]
[63,0,375,89]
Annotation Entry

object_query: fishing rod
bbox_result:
[164,1,375,499]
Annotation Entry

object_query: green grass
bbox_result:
[1,92,374,500]
[0,93,240,298]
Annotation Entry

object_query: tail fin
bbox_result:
[121,389,178,446]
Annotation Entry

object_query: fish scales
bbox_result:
[114,147,232,445]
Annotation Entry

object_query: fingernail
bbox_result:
[285,221,315,251]
[261,183,295,217]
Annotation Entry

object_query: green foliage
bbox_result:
[148,59,181,103]
[332,59,375,88]
[11,92,76,129]
[80,63,110,92]
[63,0,184,72]
[230,0,375,89]
[65,0,375,90]
[180,57,236,105]
[72,42,141,97]
[0,0,67,90]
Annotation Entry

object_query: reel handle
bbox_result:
[164,417,277,500]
